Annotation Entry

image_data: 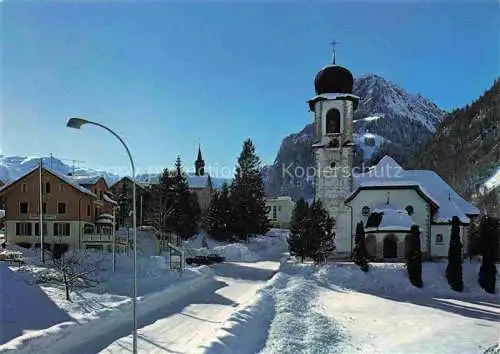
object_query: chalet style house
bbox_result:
[0,166,128,252]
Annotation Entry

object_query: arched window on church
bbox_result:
[325,108,341,135]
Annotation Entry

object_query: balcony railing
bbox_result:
[82,234,129,243]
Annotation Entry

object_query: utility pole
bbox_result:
[39,158,44,264]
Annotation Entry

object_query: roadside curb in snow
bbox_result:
[0,266,215,354]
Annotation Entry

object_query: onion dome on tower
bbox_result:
[314,64,354,95]
[308,42,359,112]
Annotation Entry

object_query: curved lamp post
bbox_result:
[66,117,138,353]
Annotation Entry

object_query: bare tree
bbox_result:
[38,248,101,301]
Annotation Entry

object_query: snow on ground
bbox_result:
[100,260,283,354]
[206,261,499,354]
[184,233,288,262]
[0,234,214,352]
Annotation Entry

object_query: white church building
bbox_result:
[308,54,480,259]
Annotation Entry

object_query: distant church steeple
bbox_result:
[195,144,205,176]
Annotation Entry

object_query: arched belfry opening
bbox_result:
[326,108,341,134]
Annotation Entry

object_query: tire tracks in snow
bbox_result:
[260,269,347,354]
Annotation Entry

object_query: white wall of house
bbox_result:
[429,224,469,258]
[5,219,124,251]
[265,197,295,228]
[348,188,430,253]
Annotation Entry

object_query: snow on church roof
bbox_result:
[348,156,479,224]
[187,174,210,189]
[366,207,414,231]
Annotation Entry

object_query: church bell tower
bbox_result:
[307,45,359,255]
[195,144,205,176]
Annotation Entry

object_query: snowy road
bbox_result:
[99,260,281,354]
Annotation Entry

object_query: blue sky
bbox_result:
[2,1,498,176]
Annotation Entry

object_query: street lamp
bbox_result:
[66,117,138,353]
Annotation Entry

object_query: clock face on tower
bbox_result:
[325,108,341,135]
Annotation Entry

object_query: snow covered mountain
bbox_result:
[0,155,120,185]
[0,155,230,190]
[263,74,447,201]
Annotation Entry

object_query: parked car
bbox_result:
[207,254,225,263]
[185,254,225,266]
[185,256,212,266]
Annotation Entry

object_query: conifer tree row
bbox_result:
[206,138,270,241]
[287,198,336,263]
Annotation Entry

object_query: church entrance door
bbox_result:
[383,234,398,259]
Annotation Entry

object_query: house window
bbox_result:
[83,224,94,234]
[58,183,64,192]
[87,204,91,217]
[362,206,371,216]
[15,222,32,236]
[57,202,66,214]
[42,203,47,214]
[325,108,341,134]
[54,223,70,236]
[21,183,27,193]
[34,222,48,236]
[45,182,51,194]
[20,202,29,214]
[435,234,443,244]
[405,205,414,216]
[272,206,277,220]
[99,191,103,200]
[278,205,282,212]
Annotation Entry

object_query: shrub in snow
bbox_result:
[352,221,369,272]
[478,216,498,294]
[446,216,463,292]
[406,225,423,288]
[39,249,101,301]
[288,198,309,262]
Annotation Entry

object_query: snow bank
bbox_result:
[313,261,500,297]
[186,235,287,263]
[0,264,72,345]
[1,266,215,354]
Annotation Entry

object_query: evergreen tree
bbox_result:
[478,216,498,294]
[229,139,270,240]
[116,180,132,229]
[446,216,464,292]
[352,221,369,272]
[308,200,335,264]
[206,182,232,241]
[166,156,201,240]
[288,198,309,262]
[406,225,423,288]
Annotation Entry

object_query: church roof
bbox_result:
[187,174,211,189]
[365,207,414,231]
[346,155,480,224]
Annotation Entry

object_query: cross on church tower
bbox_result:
[330,40,338,64]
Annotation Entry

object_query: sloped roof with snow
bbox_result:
[348,156,479,224]
[103,193,118,205]
[0,166,96,197]
[187,174,211,189]
[70,175,103,186]
[366,207,414,231]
